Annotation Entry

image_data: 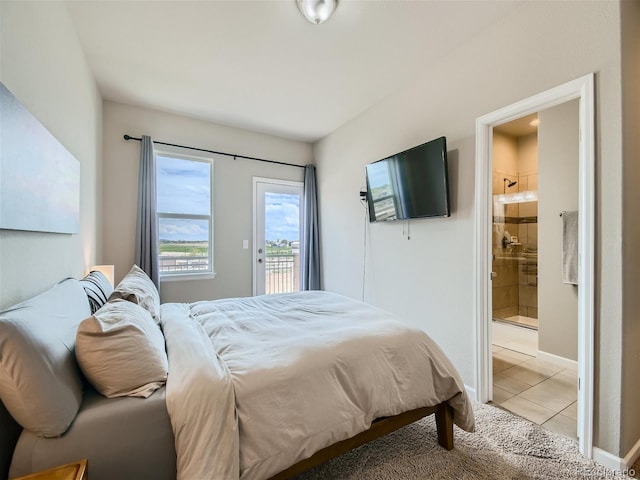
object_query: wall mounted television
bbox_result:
[365,136,450,222]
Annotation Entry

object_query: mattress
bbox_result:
[10,387,176,480]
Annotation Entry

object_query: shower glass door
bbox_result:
[491,172,539,329]
[492,175,520,324]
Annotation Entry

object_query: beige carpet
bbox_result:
[296,401,635,479]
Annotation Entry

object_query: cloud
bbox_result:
[159,218,208,241]
[157,156,211,215]
[264,192,300,241]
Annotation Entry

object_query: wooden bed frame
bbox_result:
[1,400,453,480]
[268,402,454,480]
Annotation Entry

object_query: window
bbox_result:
[156,151,214,280]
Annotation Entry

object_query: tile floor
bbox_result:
[491,321,578,439]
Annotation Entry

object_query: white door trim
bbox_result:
[474,73,595,458]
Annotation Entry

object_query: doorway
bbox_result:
[490,105,580,440]
[474,74,595,458]
[253,177,303,296]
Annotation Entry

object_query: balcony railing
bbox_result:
[158,251,300,295]
[266,252,299,294]
[159,254,209,273]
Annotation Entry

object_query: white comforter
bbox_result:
[161,291,475,480]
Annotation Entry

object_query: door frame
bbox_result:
[252,176,304,296]
[474,73,595,457]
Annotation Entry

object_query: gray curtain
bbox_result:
[302,164,320,290]
[134,135,160,288]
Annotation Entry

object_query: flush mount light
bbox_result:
[529,118,540,127]
[297,0,338,25]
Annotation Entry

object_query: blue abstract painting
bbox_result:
[0,82,80,234]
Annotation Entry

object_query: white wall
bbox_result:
[0,2,102,310]
[314,1,626,456]
[102,102,312,303]
[620,0,640,457]
[538,100,579,362]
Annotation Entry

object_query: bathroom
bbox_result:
[490,100,581,439]
[491,100,580,358]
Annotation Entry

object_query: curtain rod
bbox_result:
[123,134,305,169]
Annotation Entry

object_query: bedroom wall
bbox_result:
[620,0,640,458]
[0,2,102,310]
[314,1,628,457]
[102,101,312,303]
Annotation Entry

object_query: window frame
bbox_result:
[155,147,215,282]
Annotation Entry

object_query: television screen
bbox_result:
[365,136,450,222]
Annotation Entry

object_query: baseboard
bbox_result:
[464,384,477,402]
[623,436,640,472]
[592,439,640,475]
[593,447,626,472]
[536,350,578,370]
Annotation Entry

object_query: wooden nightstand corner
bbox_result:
[10,459,87,480]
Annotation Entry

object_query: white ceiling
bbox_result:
[67,1,517,143]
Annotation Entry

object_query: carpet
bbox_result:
[295,402,634,479]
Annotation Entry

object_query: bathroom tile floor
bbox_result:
[491,322,578,440]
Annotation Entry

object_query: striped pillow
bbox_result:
[80,271,113,314]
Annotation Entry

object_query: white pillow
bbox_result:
[0,279,89,437]
[108,265,161,323]
[75,299,168,398]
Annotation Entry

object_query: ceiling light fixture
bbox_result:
[529,118,540,127]
[297,0,338,25]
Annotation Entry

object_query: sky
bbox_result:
[157,155,299,242]
[157,155,210,242]
[366,160,392,194]
[265,192,299,242]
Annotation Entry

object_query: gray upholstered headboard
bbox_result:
[0,400,21,480]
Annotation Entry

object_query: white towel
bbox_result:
[562,211,579,285]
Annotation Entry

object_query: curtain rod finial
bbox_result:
[124,134,131,141]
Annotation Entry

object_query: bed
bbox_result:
[0,267,475,480]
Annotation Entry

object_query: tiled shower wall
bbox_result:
[493,254,519,319]
[492,171,538,320]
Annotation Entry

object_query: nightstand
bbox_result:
[11,459,87,480]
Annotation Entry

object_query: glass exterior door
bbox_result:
[253,178,303,296]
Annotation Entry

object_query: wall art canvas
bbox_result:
[0,82,80,234]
